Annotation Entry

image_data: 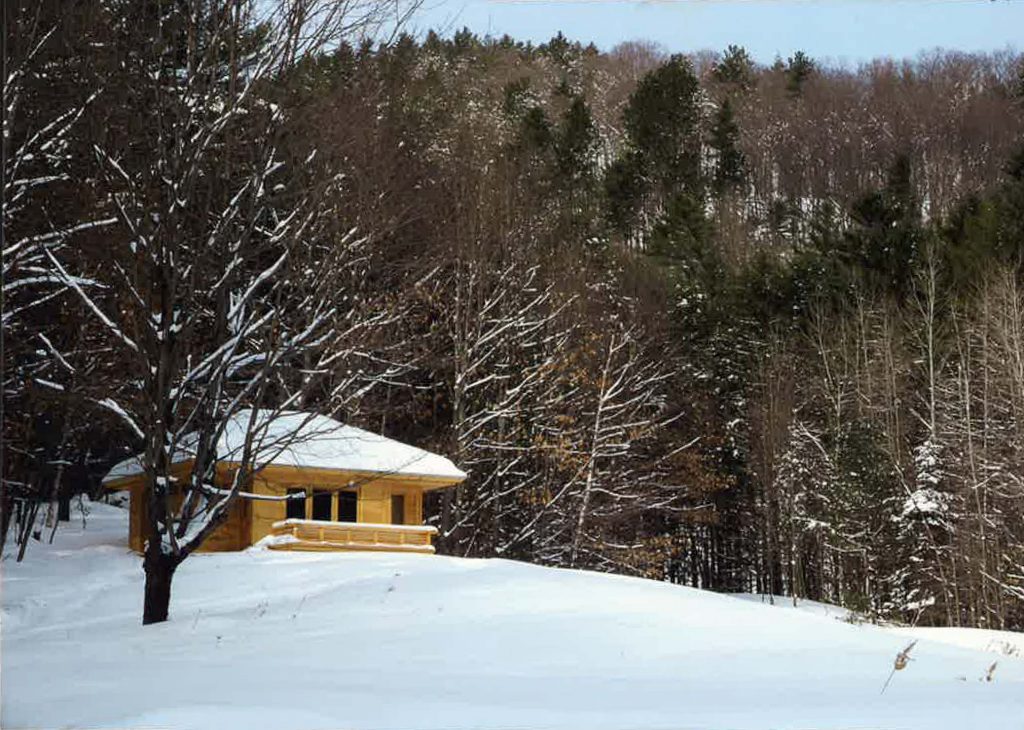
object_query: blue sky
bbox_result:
[410,0,1023,64]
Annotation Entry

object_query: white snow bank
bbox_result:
[731,592,855,622]
[3,503,1022,730]
[886,626,1023,659]
[731,593,1023,659]
[104,409,466,482]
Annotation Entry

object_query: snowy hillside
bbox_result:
[3,504,1022,730]
[732,593,1024,658]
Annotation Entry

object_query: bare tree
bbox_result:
[432,257,573,555]
[38,0,418,623]
[1,1,116,554]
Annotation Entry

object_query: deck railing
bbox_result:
[268,519,437,554]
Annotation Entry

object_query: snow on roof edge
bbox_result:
[102,410,466,484]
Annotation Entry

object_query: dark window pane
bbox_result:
[338,491,357,522]
[312,490,332,521]
[286,489,305,520]
[391,494,405,525]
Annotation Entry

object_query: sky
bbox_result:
[410,0,1023,64]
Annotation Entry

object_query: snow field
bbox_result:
[2,503,1022,729]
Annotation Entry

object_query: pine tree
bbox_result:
[830,420,904,617]
[603,153,645,242]
[846,153,923,297]
[647,193,722,314]
[994,144,1024,259]
[542,31,575,66]
[710,98,747,195]
[519,106,553,152]
[622,53,704,199]
[785,51,815,97]
[555,96,599,236]
[451,27,479,57]
[712,45,756,91]
[556,96,597,186]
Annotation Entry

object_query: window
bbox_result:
[337,490,357,523]
[391,494,405,525]
[312,490,333,521]
[286,489,306,520]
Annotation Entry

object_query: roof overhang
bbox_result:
[103,459,465,492]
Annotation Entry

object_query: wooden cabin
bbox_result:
[101,411,466,554]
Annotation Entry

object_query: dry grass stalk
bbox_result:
[880,641,917,694]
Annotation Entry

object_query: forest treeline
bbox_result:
[4,1,1024,627]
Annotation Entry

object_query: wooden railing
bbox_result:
[268,519,437,554]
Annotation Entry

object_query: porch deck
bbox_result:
[267,519,438,554]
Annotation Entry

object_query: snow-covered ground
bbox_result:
[731,593,1024,659]
[3,503,1022,729]
[886,626,1022,659]
[732,592,855,622]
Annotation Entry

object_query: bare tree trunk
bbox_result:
[16,499,41,563]
[57,483,71,522]
[569,340,612,567]
[0,498,11,555]
[45,446,69,542]
[143,540,180,625]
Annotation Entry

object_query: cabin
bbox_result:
[101,410,466,554]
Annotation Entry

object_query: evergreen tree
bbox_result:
[542,31,575,66]
[502,77,534,118]
[712,45,756,91]
[938,193,1000,292]
[451,27,479,57]
[994,145,1024,258]
[846,153,923,296]
[603,153,645,241]
[423,30,444,55]
[829,420,904,617]
[710,98,747,195]
[622,54,704,199]
[556,96,597,186]
[785,51,815,97]
[648,192,720,298]
[552,96,600,236]
[519,106,554,154]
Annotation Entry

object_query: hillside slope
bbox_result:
[2,504,1022,729]
[733,593,1024,658]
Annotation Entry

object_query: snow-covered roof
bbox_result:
[103,410,466,484]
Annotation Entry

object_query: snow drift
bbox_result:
[2,503,1022,729]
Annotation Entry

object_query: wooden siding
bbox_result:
[250,476,287,544]
[127,489,248,553]
[248,480,423,543]
[267,519,437,553]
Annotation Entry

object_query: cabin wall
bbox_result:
[127,486,249,553]
[387,488,423,525]
[359,484,389,524]
[360,484,423,525]
[129,491,145,552]
[409,492,423,525]
[200,500,249,551]
[250,476,286,544]
[116,466,448,548]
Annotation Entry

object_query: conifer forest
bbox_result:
[5,1,1024,632]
